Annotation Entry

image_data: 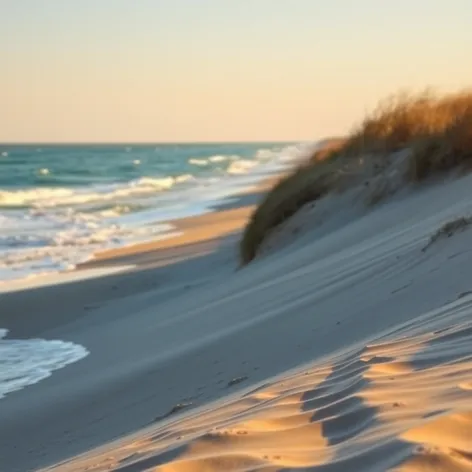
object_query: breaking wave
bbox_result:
[0,328,88,399]
[0,142,317,283]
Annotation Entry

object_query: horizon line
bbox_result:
[0,139,312,147]
[0,138,318,146]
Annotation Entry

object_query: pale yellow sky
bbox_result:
[2,0,471,143]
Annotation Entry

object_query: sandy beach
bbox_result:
[1,169,472,471]
[3,1,471,470]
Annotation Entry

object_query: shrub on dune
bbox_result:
[240,162,334,264]
[339,90,472,158]
[240,89,472,264]
[409,105,472,180]
[309,137,347,162]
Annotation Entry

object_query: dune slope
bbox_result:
[38,169,472,472]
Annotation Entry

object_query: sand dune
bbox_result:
[40,173,472,471]
[2,165,472,471]
[43,293,472,471]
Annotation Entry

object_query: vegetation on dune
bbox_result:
[309,137,347,162]
[409,105,472,180]
[240,89,472,265]
[330,91,472,159]
[422,215,472,252]
[240,160,334,265]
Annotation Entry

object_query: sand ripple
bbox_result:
[46,293,472,472]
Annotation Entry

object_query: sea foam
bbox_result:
[0,142,317,283]
[0,329,89,399]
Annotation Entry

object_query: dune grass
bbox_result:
[409,105,472,180]
[422,216,472,252]
[240,89,472,264]
[309,137,347,162]
[320,90,472,162]
[240,161,334,264]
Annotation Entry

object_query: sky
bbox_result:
[1,0,471,143]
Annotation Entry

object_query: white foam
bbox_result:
[0,222,178,280]
[255,148,275,160]
[0,175,190,208]
[189,158,209,166]
[0,143,314,210]
[0,328,88,399]
[175,174,195,184]
[209,155,231,162]
[0,142,319,283]
[190,155,240,166]
[227,159,258,175]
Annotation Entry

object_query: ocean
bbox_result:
[0,142,314,283]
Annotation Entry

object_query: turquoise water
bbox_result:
[0,142,312,281]
[0,143,287,189]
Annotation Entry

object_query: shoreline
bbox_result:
[0,143,298,292]
[1,162,472,470]
[0,173,283,295]
[79,174,282,270]
[0,140,304,287]
[0,172,290,472]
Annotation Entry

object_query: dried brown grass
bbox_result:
[309,137,347,162]
[240,89,472,264]
[339,90,472,157]
[409,105,472,180]
[240,160,335,264]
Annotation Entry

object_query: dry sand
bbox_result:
[1,172,472,471]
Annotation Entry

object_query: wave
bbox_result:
[0,328,88,399]
[209,154,233,162]
[189,154,239,166]
[0,160,262,209]
[0,143,315,210]
[227,159,258,175]
[0,175,192,209]
[188,158,210,166]
[174,174,195,184]
[0,142,317,283]
[0,220,177,279]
